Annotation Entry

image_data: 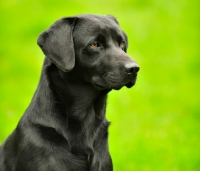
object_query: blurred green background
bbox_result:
[0,0,200,170]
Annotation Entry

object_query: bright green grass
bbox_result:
[0,0,200,170]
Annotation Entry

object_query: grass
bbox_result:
[0,0,200,170]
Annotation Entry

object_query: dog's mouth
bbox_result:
[125,74,137,88]
[92,73,138,90]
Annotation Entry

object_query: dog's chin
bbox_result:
[125,81,135,88]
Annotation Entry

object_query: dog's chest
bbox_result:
[68,110,109,149]
[66,114,110,169]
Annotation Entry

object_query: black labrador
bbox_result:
[0,14,139,171]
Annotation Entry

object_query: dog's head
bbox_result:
[37,14,139,90]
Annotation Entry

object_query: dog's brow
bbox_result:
[106,25,124,42]
[111,31,125,43]
[95,34,106,41]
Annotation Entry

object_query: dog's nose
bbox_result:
[125,62,140,75]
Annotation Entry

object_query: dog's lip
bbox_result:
[93,82,106,90]
[125,74,137,88]
[108,74,137,86]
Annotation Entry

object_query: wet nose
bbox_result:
[125,62,140,75]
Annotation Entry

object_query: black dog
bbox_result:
[0,14,139,171]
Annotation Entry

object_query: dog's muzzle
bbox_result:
[91,62,139,90]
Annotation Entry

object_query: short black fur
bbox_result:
[0,14,139,171]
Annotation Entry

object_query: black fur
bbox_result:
[0,14,139,171]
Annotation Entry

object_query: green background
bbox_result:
[0,0,200,170]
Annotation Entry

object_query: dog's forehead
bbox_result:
[76,15,122,36]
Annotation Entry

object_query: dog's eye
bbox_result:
[119,41,125,49]
[90,42,100,48]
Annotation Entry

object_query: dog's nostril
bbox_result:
[125,63,140,74]
[134,66,140,73]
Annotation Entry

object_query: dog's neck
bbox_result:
[31,58,110,133]
[48,66,108,119]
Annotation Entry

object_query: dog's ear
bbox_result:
[37,17,77,72]
[106,14,119,25]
